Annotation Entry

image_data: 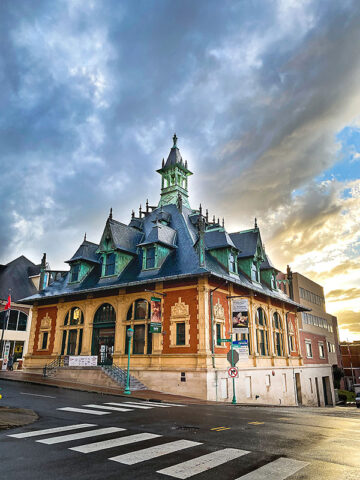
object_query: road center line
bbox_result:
[20,392,56,398]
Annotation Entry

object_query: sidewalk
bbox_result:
[0,370,215,405]
[0,405,38,430]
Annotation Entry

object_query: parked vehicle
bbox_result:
[356,393,360,408]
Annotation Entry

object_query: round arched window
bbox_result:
[94,303,116,324]
[127,299,150,320]
[64,307,84,326]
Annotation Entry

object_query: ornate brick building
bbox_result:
[22,135,325,405]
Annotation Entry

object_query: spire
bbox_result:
[109,207,113,220]
[157,134,193,209]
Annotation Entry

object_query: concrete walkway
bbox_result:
[0,370,214,405]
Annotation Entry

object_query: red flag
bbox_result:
[4,295,11,310]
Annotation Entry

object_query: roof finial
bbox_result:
[84,232,87,242]
[213,215,216,223]
[172,133,178,148]
[131,210,135,219]
[206,209,209,222]
[162,158,165,167]
[254,217,258,229]
[139,204,142,218]
[185,160,188,169]
[146,199,149,213]
[109,207,113,220]
[222,218,224,228]
[217,217,220,225]
[199,203,202,215]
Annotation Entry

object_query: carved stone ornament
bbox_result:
[171,297,189,318]
[40,313,52,330]
[213,300,225,321]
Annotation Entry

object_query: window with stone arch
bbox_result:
[273,312,284,356]
[94,303,116,324]
[61,307,84,356]
[256,307,269,356]
[287,313,296,352]
[125,299,152,355]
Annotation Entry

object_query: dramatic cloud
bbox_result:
[0,1,359,337]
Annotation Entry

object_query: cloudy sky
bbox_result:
[1,0,359,340]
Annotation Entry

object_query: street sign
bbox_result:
[227,349,239,366]
[219,338,231,342]
[228,366,239,378]
[150,322,162,333]
[233,340,249,361]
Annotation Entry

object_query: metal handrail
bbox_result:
[43,355,63,377]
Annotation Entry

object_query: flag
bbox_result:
[4,295,11,310]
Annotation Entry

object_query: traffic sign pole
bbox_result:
[231,340,237,404]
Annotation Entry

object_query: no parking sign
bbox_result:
[228,366,239,378]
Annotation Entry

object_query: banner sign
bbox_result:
[232,340,249,360]
[150,297,162,333]
[1,341,10,370]
[231,298,249,334]
[64,355,98,367]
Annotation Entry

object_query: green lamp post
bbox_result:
[124,327,134,395]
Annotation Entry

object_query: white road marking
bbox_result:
[83,404,133,412]
[8,424,95,439]
[110,440,202,465]
[37,427,124,444]
[20,392,56,398]
[105,402,152,410]
[70,432,161,453]
[119,401,171,408]
[57,407,110,415]
[140,401,186,407]
[234,457,309,479]
[157,448,249,479]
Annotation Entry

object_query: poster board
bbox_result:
[231,298,249,334]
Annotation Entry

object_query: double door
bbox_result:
[92,327,115,365]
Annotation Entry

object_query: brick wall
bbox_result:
[33,306,58,355]
[300,331,328,364]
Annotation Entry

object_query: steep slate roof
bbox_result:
[230,230,259,258]
[260,254,279,271]
[204,230,236,250]
[21,204,305,311]
[0,256,40,302]
[108,220,144,255]
[138,222,176,248]
[164,145,183,168]
[66,240,100,264]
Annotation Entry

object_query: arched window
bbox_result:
[256,308,269,356]
[64,307,84,326]
[0,310,28,331]
[125,299,152,355]
[273,312,284,356]
[94,303,116,324]
[61,307,84,356]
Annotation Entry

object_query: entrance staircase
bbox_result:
[102,365,147,391]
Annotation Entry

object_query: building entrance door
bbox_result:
[92,327,115,365]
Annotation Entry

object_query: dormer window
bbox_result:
[251,262,259,282]
[70,264,80,283]
[229,252,236,273]
[105,253,116,276]
[146,247,156,269]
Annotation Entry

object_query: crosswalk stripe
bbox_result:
[83,404,133,412]
[119,401,171,408]
[105,402,153,410]
[57,407,111,415]
[157,448,249,479]
[8,424,96,439]
[70,432,161,454]
[109,439,202,465]
[234,457,309,480]
[37,427,124,444]
[141,401,185,407]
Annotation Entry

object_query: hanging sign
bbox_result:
[150,297,162,333]
[233,339,249,361]
[231,298,249,334]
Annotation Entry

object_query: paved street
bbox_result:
[0,380,359,479]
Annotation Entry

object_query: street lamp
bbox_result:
[124,327,134,395]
